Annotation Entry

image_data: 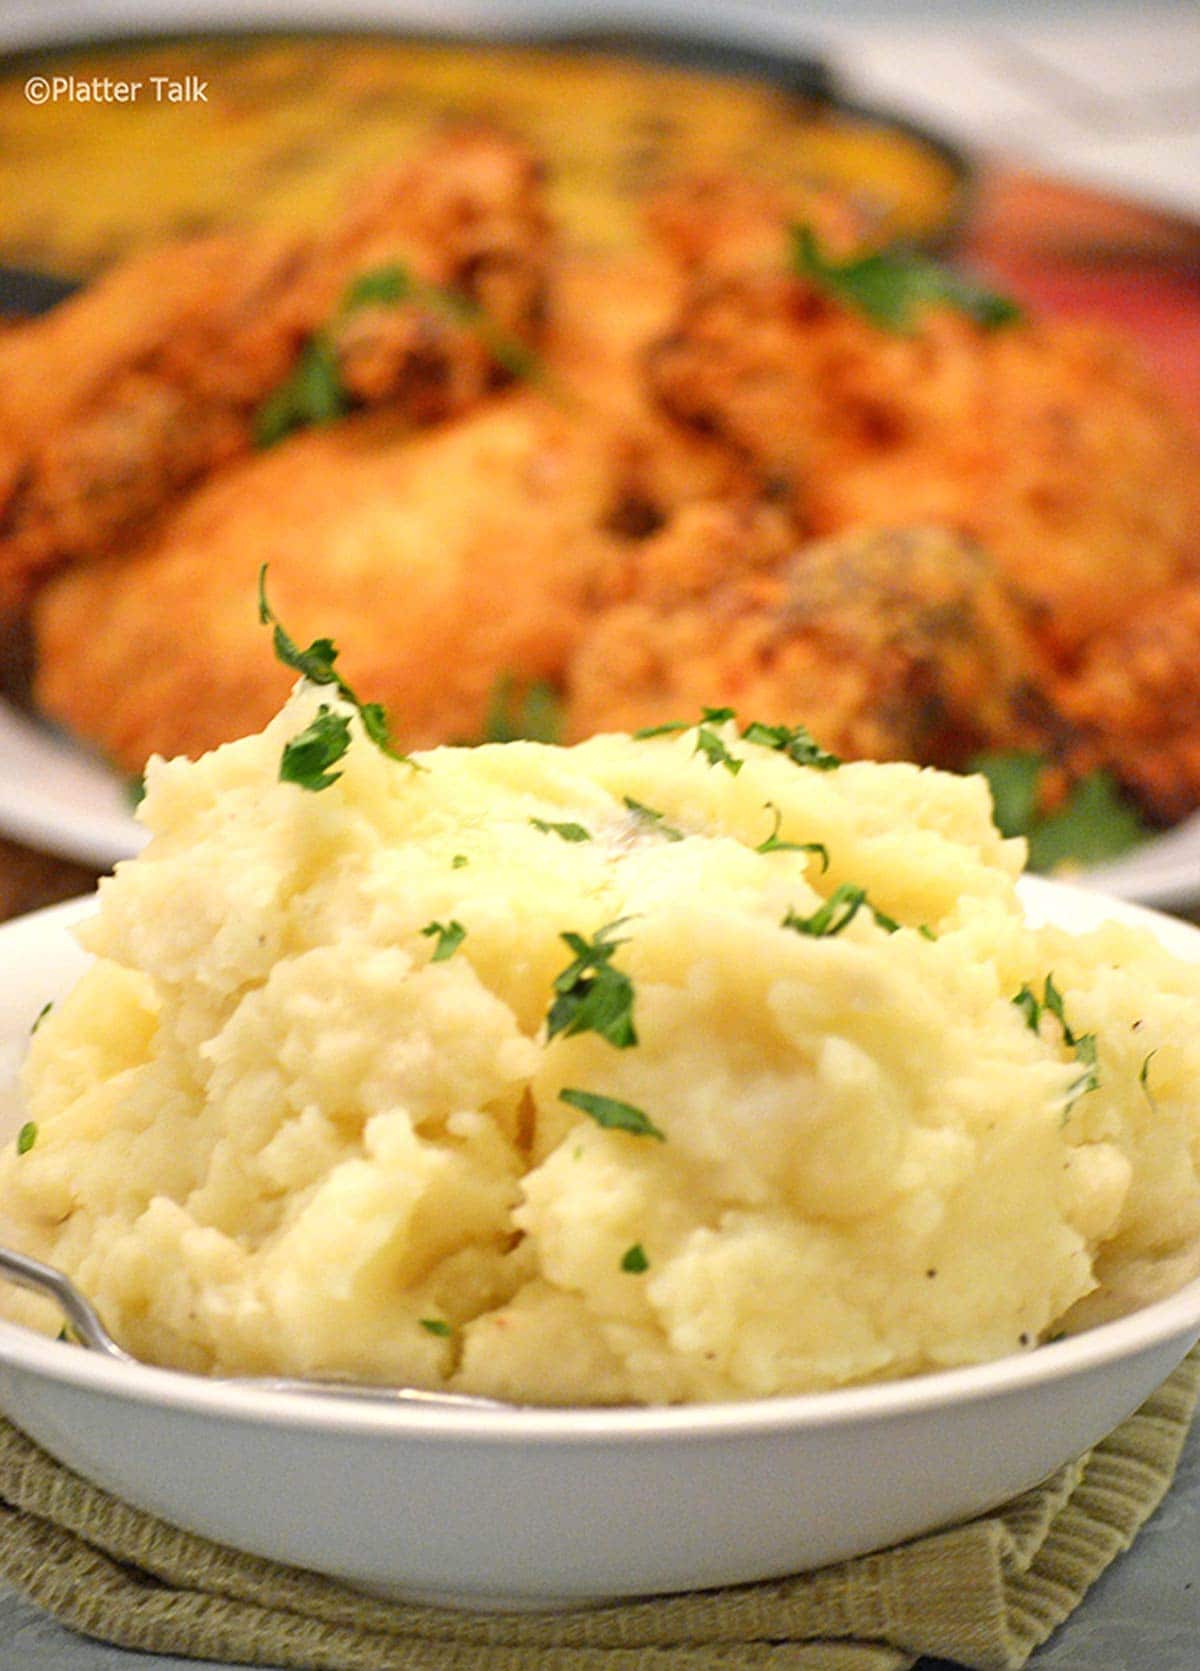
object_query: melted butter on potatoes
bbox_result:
[3,686,1200,1403]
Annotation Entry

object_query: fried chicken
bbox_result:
[566,512,1058,770]
[33,392,626,776]
[0,126,551,611]
[646,271,1200,657]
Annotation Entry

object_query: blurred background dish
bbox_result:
[1,6,1199,906]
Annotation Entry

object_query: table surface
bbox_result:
[2,2,1199,1665]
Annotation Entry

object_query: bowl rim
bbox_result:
[2,882,1199,1446]
[1,1269,1198,1444]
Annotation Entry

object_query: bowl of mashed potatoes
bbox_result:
[0,681,1198,1605]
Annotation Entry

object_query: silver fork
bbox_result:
[0,1243,513,1409]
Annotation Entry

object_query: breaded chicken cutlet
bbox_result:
[34,391,626,776]
[566,511,1059,769]
[14,130,1200,840]
[0,126,551,611]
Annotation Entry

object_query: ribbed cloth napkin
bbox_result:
[0,1347,1196,1671]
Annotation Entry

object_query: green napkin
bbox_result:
[0,1346,1196,1671]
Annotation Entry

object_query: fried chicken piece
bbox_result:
[33,391,626,775]
[646,272,1200,656]
[0,126,551,611]
[644,170,875,278]
[565,512,1058,769]
[1055,580,1200,825]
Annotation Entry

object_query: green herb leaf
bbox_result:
[970,753,1150,872]
[16,1121,37,1155]
[782,882,906,938]
[694,727,743,775]
[792,225,1023,333]
[253,334,347,449]
[482,674,563,744]
[259,567,418,773]
[622,796,685,842]
[755,803,830,866]
[451,854,469,869]
[421,920,466,962]
[559,1087,665,1141]
[341,263,415,311]
[547,921,638,1049]
[419,1317,452,1337]
[1011,974,1100,1105]
[621,1242,650,1273]
[278,705,352,791]
[741,719,840,770]
[530,818,592,843]
[700,705,737,724]
[782,884,867,938]
[632,720,690,739]
[31,1000,53,1034]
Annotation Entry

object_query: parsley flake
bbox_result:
[278,705,352,791]
[621,1243,650,1274]
[16,1121,37,1155]
[451,854,469,870]
[559,1088,665,1141]
[421,920,466,962]
[419,1317,453,1337]
[258,566,418,779]
[694,727,743,775]
[530,818,592,843]
[1011,975,1100,1105]
[253,334,347,449]
[633,720,690,739]
[623,796,685,842]
[483,674,562,744]
[792,226,1023,333]
[970,752,1150,872]
[741,720,840,769]
[31,1000,53,1034]
[756,803,829,866]
[547,921,638,1049]
[782,883,905,939]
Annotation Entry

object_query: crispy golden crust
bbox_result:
[33,393,626,775]
[565,515,1057,769]
[0,126,551,611]
[646,273,1200,656]
[1055,581,1200,824]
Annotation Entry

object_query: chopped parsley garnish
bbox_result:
[623,796,685,842]
[1140,1049,1158,1109]
[792,226,1023,333]
[451,854,469,869]
[258,566,418,783]
[621,1243,650,1274]
[31,1000,53,1034]
[482,674,562,744]
[559,1088,665,1141]
[633,720,690,740]
[279,705,353,790]
[741,720,840,770]
[782,882,905,939]
[756,803,829,867]
[547,921,637,1049]
[16,1121,37,1155]
[694,726,743,775]
[419,1317,453,1337]
[1012,974,1100,1104]
[253,335,347,449]
[970,753,1150,872]
[530,818,592,843]
[254,261,541,449]
[421,920,466,962]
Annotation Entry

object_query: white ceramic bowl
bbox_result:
[1,888,1199,1609]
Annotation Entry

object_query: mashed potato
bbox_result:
[3,686,1200,1404]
